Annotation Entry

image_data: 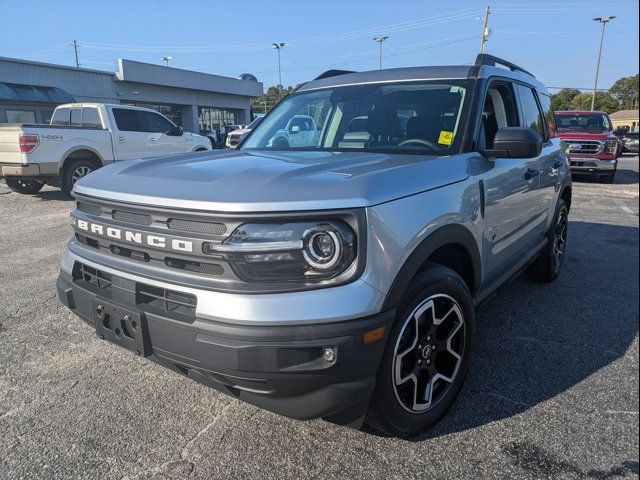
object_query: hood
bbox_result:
[557,130,618,140]
[229,128,251,136]
[74,149,469,212]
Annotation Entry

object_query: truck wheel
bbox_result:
[365,265,475,437]
[525,199,568,282]
[62,159,97,195]
[5,178,44,194]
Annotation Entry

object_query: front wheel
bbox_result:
[599,172,615,184]
[5,178,44,194]
[365,265,475,437]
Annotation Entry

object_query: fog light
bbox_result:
[322,347,336,363]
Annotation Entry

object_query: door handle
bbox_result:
[525,168,540,180]
[117,136,125,142]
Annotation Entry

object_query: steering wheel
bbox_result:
[398,138,441,149]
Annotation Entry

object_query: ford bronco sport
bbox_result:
[57,54,571,437]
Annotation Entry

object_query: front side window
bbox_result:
[139,111,174,133]
[555,113,612,132]
[515,84,545,138]
[242,82,469,154]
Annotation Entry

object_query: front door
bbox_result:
[479,82,546,281]
[140,111,188,157]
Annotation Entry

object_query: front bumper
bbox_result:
[568,156,617,173]
[57,268,394,425]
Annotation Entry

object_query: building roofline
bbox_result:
[0,55,115,75]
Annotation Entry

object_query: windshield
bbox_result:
[241,81,469,154]
[556,114,611,132]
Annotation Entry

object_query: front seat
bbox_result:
[405,115,441,144]
[367,105,400,146]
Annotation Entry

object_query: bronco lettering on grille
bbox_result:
[75,218,194,253]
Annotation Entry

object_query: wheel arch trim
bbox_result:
[381,224,481,311]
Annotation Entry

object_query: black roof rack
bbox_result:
[314,69,356,80]
[475,54,534,78]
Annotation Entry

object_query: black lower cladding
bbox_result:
[57,267,395,424]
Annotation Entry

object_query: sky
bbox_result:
[0,0,638,92]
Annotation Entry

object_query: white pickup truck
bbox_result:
[0,103,211,194]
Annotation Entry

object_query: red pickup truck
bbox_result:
[555,110,621,183]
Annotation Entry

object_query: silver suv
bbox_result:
[57,55,571,437]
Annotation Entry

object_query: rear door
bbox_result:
[110,108,150,160]
[143,111,188,156]
[514,84,556,231]
[480,81,545,279]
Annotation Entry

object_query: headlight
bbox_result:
[202,220,357,283]
[604,140,618,154]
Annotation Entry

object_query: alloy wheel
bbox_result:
[71,166,92,184]
[553,208,568,272]
[392,294,466,413]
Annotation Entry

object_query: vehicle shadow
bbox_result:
[571,168,639,185]
[36,190,72,202]
[367,221,639,441]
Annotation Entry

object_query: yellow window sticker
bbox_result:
[438,130,454,146]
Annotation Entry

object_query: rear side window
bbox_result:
[537,93,557,139]
[51,108,70,125]
[112,108,144,132]
[515,85,546,139]
[82,107,102,128]
[70,108,82,126]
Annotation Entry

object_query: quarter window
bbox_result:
[515,85,545,139]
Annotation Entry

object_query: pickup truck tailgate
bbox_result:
[0,125,25,165]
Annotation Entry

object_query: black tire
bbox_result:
[599,172,615,184]
[5,178,44,194]
[62,159,98,195]
[525,199,569,282]
[365,264,475,437]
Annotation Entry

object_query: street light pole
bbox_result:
[272,42,285,96]
[591,16,615,111]
[373,36,389,69]
[161,55,172,67]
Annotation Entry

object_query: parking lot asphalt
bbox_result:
[0,156,638,480]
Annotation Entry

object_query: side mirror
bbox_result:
[484,127,542,159]
[167,126,183,136]
[289,125,300,134]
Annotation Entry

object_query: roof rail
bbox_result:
[314,69,356,80]
[474,54,534,78]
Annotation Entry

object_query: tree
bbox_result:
[550,89,581,111]
[609,74,639,110]
[251,85,294,114]
[569,92,619,113]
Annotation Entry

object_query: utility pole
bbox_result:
[72,40,80,68]
[373,36,389,69]
[272,43,285,96]
[479,5,491,53]
[591,16,615,111]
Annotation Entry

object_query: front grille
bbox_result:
[72,261,196,320]
[565,139,603,155]
[168,218,227,235]
[77,201,102,216]
[165,257,224,275]
[112,210,152,226]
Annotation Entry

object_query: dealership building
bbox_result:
[0,56,263,133]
